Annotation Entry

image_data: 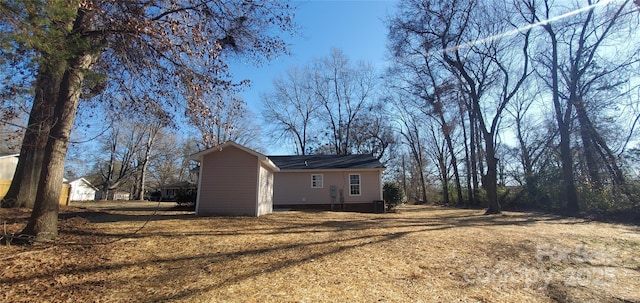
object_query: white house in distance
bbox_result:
[190,141,386,217]
[68,178,98,201]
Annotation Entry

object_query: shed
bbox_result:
[190,141,279,216]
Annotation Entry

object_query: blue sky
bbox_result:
[231,0,397,114]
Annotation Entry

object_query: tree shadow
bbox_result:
[59,210,196,224]
[56,206,563,242]
[2,204,636,302]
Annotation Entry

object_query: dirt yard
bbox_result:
[1,202,639,302]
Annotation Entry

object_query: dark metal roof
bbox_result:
[268,154,385,170]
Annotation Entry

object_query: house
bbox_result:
[0,154,19,180]
[111,191,130,200]
[160,180,195,201]
[68,178,98,201]
[0,154,71,205]
[269,154,385,212]
[95,190,131,201]
[190,141,385,217]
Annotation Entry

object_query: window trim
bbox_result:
[349,173,361,196]
[311,174,324,188]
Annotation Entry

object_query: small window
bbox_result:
[311,174,323,188]
[349,174,360,196]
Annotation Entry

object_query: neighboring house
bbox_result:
[68,178,98,201]
[160,181,194,201]
[95,190,131,201]
[110,191,130,200]
[0,154,71,205]
[190,141,385,217]
[0,154,19,180]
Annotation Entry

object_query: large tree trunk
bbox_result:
[559,118,579,215]
[469,110,481,205]
[545,26,579,215]
[21,6,96,241]
[21,52,94,241]
[1,67,59,208]
[461,106,473,205]
[483,132,500,214]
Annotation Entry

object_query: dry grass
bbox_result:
[1,202,639,303]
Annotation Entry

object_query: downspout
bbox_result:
[255,161,261,216]
[379,170,383,200]
[194,158,203,216]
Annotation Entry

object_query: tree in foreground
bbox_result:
[0,0,295,242]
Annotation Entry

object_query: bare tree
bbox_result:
[262,65,321,155]
[523,0,638,213]
[388,0,532,214]
[348,103,397,160]
[147,134,198,190]
[132,116,167,201]
[311,49,378,155]
[393,95,430,204]
[189,94,261,150]
[97,121,147,199]
[504,83,553,188]
[263,49,392,156]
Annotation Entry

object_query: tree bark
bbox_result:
[468,109,479,205]
[1,66,60,208]
[461,106,473,205]
[575,99,602,188]
[544,24,579,215]
[574,97,627,187]
[438,154,450,205]
[21,6,96,241]
[135,124,160,200]
[483,132,500,214]
[411,138,429,204]
[443,130,463,205]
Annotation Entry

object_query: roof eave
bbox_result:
[277,167,385,173]
[189,141,268,162]
[262,158,280,172]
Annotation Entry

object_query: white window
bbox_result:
[349,174,361,196]
[311,174,323,188]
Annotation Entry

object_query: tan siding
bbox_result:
[197,145,258,216]
[273,170,382,205]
